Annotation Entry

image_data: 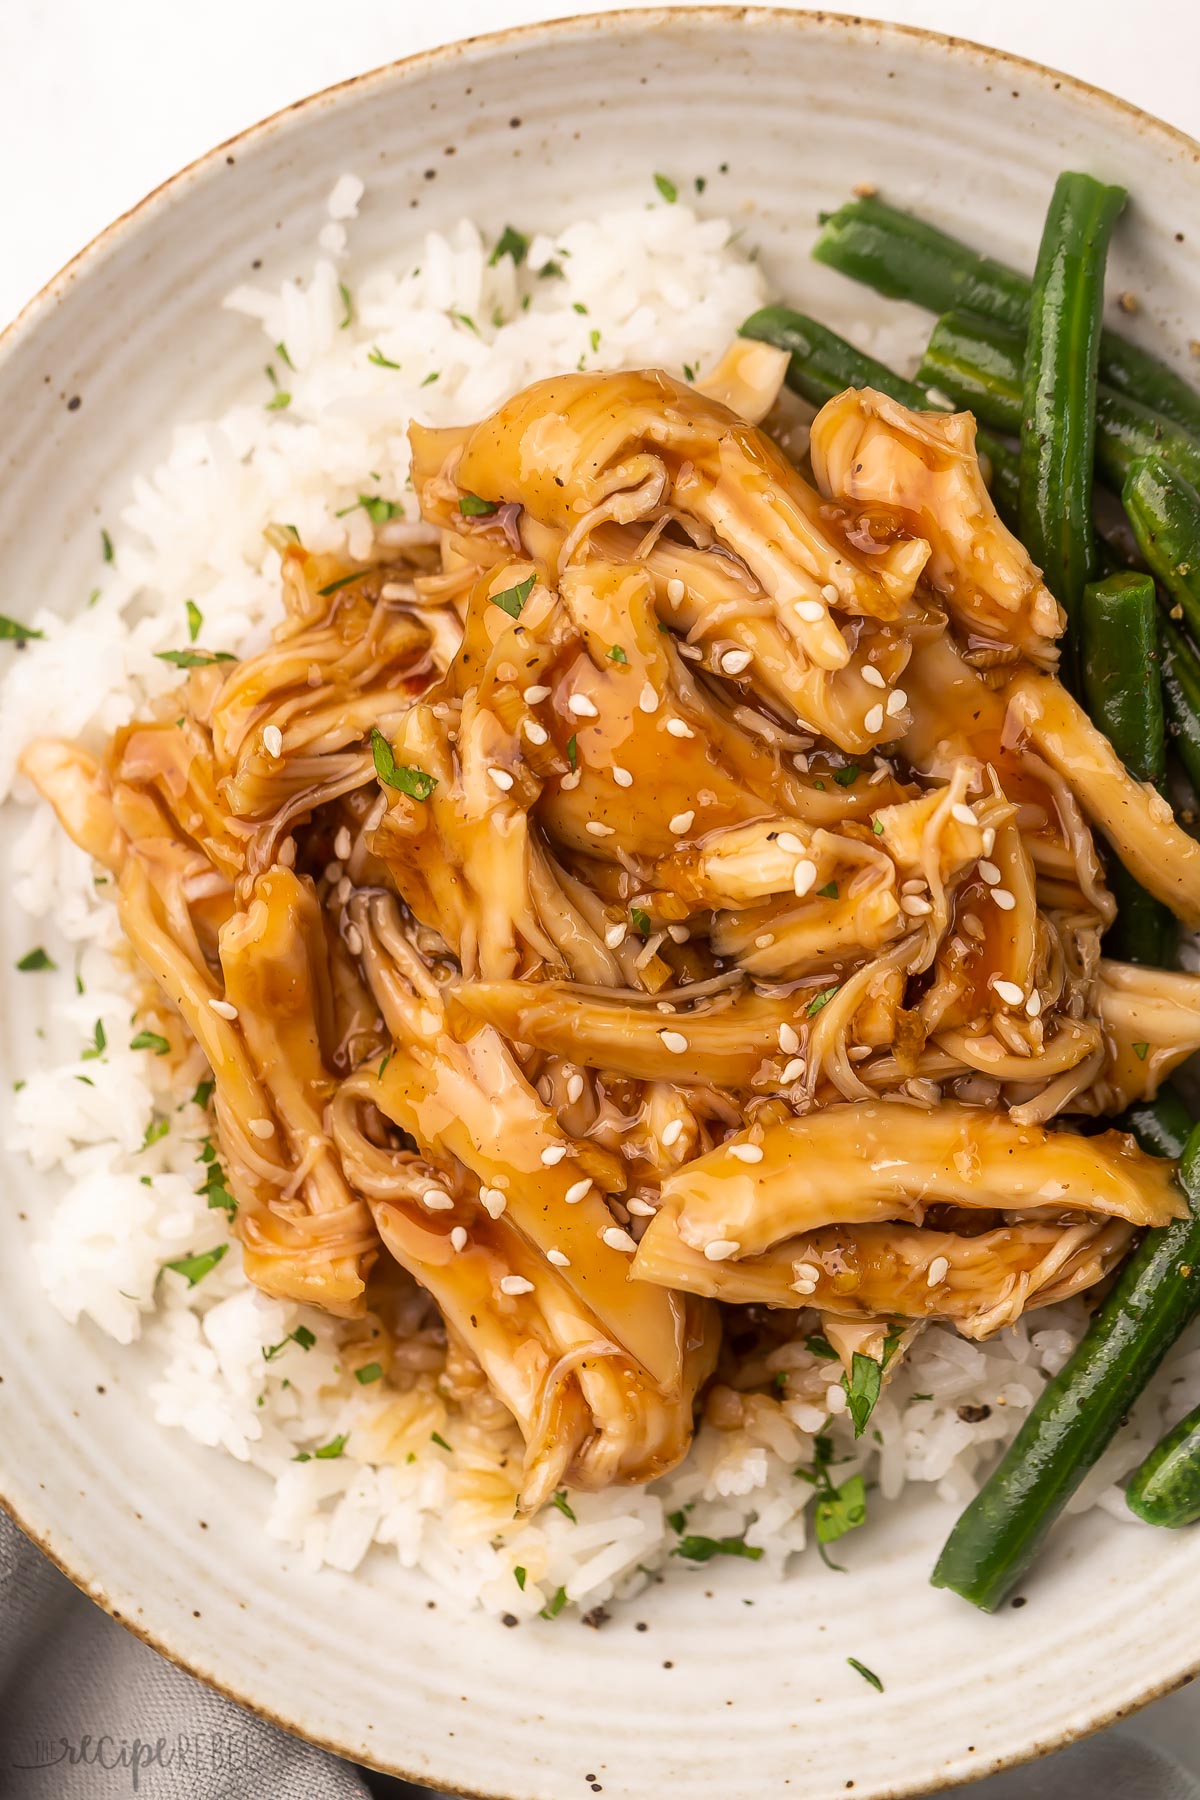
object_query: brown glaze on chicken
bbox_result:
[23,358,1200,1507]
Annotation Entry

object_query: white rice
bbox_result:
[4,178,1199,1622]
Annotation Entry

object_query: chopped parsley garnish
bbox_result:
[872,818,885,835]
[459,493,499,517]
[16,948,55,972]
[667,1507,690,1534]
[539,1585,568,1619]
[196,1143,237,1219]
[672,1533,763,1564]
[338,281,354,329]
[490,225,529,267]
[81,1019,106,1060]
[817,881,839,900]
[565,734,578,772]
[815,1472,867,1546]
[1133,1041,1149,1060]
[141,1118,169,1150]
[101,528,114,563]
[490,573,535,620]
[130,1030,170,1056]
[572,301,589,315]
[185,599,203,642]
[377,1050,392,1081]
[339,493,404,525]
[843,1351,883,1438]
[0,613,44,641]
[294,1433,348,1462]
[367,345,401,369]
[155,648,237,669]
[192,1077,215,1110]
[87,588,101,608]
[833,764,860,787]
[538,260,565,281]
[275,340,294,370]
[452,312,479,335]
[263,1325,317,1362]
[552,1490,577,1522]
[369,727,438,801]
[589,328,601,354]
[162,1244,228,1287]
[807,986,839,1018]
[355,1362,383,1385]
[808,1332,839,1360]
[317,572,360,598]
[812,779,826,791]
[682,362,696,383]
[75,972,84,994]
[607,644,627,664]
[847,1657,883,1692]
[631,907,651,937]
[430,1431,452,1452]
[513,1565,527,1590]
[654,173,678,204]
[420,370,439,387]
[265,390,292,411]
[695,176,707,194]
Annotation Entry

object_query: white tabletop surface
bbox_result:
[1,0,1196,1780]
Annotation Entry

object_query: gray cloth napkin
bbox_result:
[0,1509,1194,1800]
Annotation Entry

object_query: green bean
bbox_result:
[1159,613,1200,796]
[918,312,1200,495]
[1080,571,1174,965]
[931,1090,1199,1612]
[1019,175,1126,689]
[1123,455,1200,644]
[814,192,1200,437]
[739,305,1020,526]
[1126,1400,1200,1528]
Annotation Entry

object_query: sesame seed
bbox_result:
[665,718,694,738]
[209,999,239,1020]
[547,1248,570,1267]
[778,1023,800,1054]
[479,1186,507,1218]
[666,578,685,604]
[524,684,551,704]
[450,1226,469,1252]
[776,831,804,854]
[720,648,753,676]
[560,770,581,790]
[754,933,775,949]
[565,1178,591,1205]
[627,1197,656,1217]
[262,724,283,757]
[523,719,549,745]
[886,688,907,716]
[993,888,1016,911]
[1025,991,1043,1019]
[661,1119,684,1147]
[248,1117,275,1138]
[423,1189,455,1211]
[603,1227,638,1254]
[821,584,839,604]
[666,923,690,943]
[586,820,614,838]
[928,1255,949,1286]
[669,809,695,834]
[612,765,633,787]
[979,860,1001,884]
[678,643,703,661]
[334,827,352,861]
[993,979,1024,1006]
[660,1029,689,1054]
[604,923,628,949]
[793,859,817,897]
[704,1239,741,1261]
[489,767,515,791]
[900,895,932,916]
[794,1261,821,1283]
[951,804,977,827]
[791,1277,817,1295]
[639,683,660,713]
[729,1143,764,1163]
[500,1275,534,1296]
[861,665,885,689]
[864,703,884,734]
[792,752,810,773]
[796,599,825,623]
[781,1057,806,1082]
[566,1073,584,1104]
[345,924,363,956]
[982,828,996,856]
[541,1145,567,1166]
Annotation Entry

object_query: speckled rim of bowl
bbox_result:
[2,9,1199,1793]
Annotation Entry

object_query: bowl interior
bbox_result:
[2,12,1199,1798]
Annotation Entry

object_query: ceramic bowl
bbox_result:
[2,10,1199,1797]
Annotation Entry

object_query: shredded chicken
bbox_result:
[23,365,1200,1507]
